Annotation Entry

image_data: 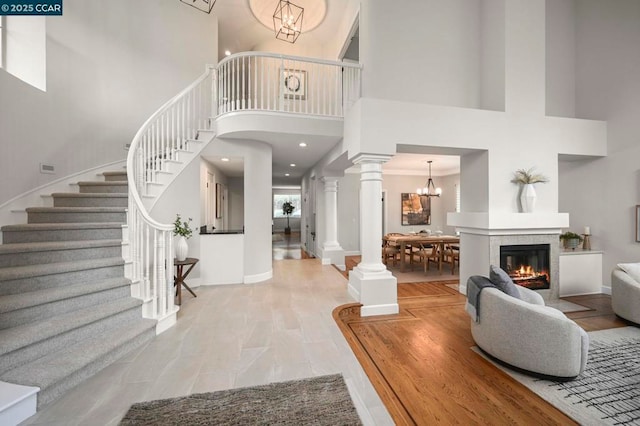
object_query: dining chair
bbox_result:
[382,239,400,267]
[443,244,460,274]
[415,243,437,274]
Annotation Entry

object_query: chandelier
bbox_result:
[417,161,442,197]
[180,0,216,14]
[273,0,304,43]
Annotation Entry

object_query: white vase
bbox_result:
[176,236,188,261]
[520,184,537,213]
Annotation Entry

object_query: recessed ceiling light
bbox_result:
[221,157,230,162]
[299,142,307,147]
[290,163,296,167]
[285,173,290,177]
[224,50,231,56]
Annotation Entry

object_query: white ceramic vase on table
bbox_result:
[520,184,537,213]
[176,236,189,261]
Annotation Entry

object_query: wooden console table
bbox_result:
[174,257,198,305]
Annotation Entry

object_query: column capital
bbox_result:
[351,153,393,165]
[322,177,339,193]
[320,176,340,184]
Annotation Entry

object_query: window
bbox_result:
[273,194,301,218]
[455,184,461,213]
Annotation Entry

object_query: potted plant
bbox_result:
[282,201,295,235]
[511,168,549,213]
[560,231,584,250]
[173,214,193,261]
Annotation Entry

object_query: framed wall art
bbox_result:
[401,193,431,226]
[283,69,307,100]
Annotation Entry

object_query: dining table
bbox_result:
[383,233,460,273]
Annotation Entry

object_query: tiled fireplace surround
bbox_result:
[450,213,568,301]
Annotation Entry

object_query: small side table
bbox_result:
[174,257,199,305]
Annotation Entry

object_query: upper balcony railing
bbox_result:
[215,52,362,118]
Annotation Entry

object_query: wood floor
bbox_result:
[334,281,631,425]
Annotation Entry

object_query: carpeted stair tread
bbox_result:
[25,207,127,213]
[0,257,124,281]
[0,297,143,356]
[76,181,127,185]
[0,239,122,255]
[0,318,155,396]
[0,277,131,314]
[50,193,127,198]
[1,222,123,232]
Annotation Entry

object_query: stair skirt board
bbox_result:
[0,168,162,420]
[0,381,39,426]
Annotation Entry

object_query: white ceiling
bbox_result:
[212,0,347,60]
[199,1,461,183]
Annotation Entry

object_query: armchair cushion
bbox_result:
[611,266,640,324]
[489,265,521,299]
[617,262,640,283]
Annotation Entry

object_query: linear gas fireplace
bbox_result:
[500,244,550,290]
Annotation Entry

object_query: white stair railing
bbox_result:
[216,53,361,117]
[127,65,215,326]
[126,54,360,330]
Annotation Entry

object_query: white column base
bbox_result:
[321,245,345,270]
[348,266,398,317]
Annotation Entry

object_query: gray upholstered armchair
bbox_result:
[612,266,640,324]
[469,278,589,380]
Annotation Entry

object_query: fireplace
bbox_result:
[499,244,550,290]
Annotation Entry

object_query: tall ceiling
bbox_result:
[194,0,460,182]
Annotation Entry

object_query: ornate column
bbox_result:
[349,154,398,317]
[320,177,345,269]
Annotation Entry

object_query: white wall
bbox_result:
[0,0,217,206]
[479,0,505,111]
[337,173,360,252]
[382,174,452,235]
[360,0,482,108]
[227,177,245,231]
[4,16,46,90]
[546,0,576,118]
[558,0,640,286]
[151,156,203,279]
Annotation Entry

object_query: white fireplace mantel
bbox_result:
[448,212,570,235]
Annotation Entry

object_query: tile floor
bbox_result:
[23,259,393,425]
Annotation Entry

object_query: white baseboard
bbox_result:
[601,285,611,295]
[344,251,361,256]
[360,303,399,317]
[244,270,273,284]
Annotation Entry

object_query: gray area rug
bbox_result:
[119,374,362,425]
[479,326,640,426]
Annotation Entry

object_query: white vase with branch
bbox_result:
[173,214,193,261]
[511,168,549,213]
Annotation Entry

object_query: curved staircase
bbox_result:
[0,170,156,424]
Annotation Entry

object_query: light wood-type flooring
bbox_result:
[334,280,631,425]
